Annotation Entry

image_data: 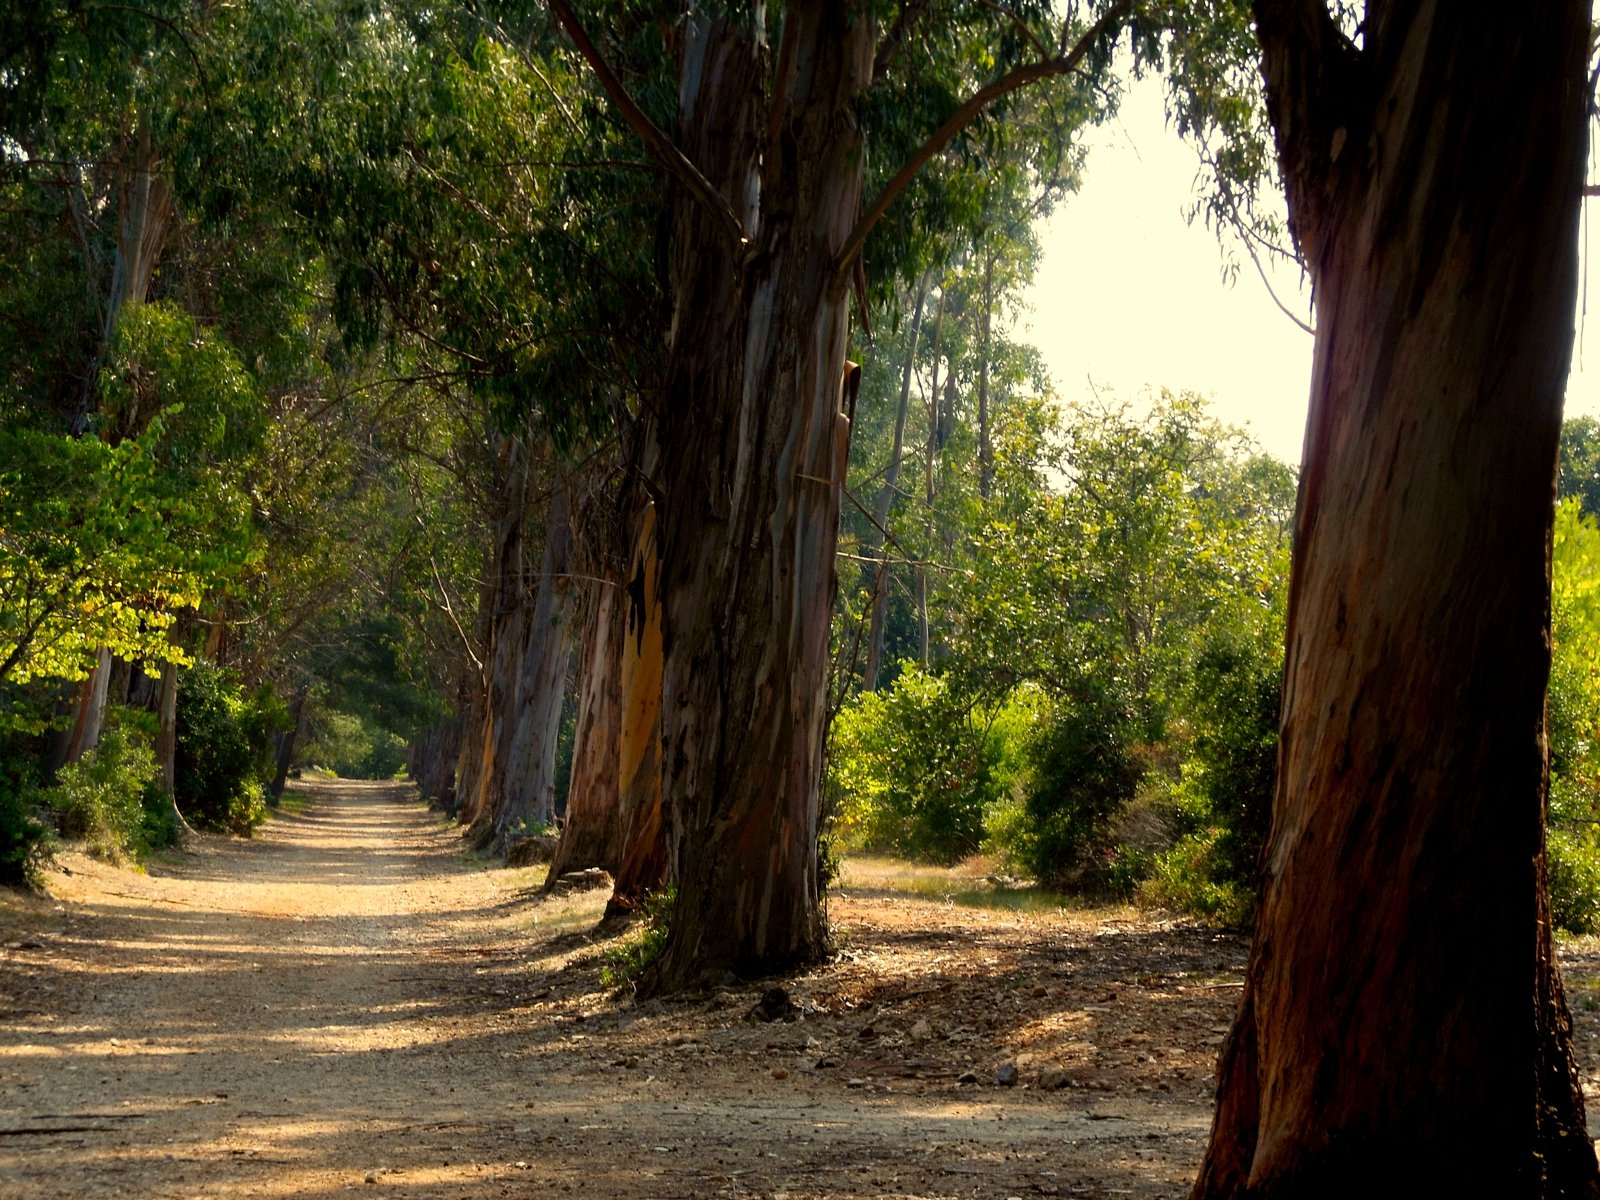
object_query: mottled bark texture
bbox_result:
[493,481,576,839]
[544,578,625,885]
[608,501,666,914]
[639,0,871,990]
[1192,5,1597,1198]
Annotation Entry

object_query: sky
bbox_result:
[1020,75,1600,466]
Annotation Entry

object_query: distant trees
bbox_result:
[829,390,1293,914]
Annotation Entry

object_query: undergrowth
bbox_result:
[600,888,674,990]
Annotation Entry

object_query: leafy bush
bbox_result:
[828,666,1026,864]
[1139,828,1253,926]
[1549,500,1600,932]
[1549,823,1600,935]
[1005,688,1142,889]
[0,770,52,887]
[40,707,181,863]
[175,661,283,834]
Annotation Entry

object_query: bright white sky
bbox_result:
[1021,75,1600,466]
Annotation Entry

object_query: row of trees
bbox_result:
[4,1,1597,1191]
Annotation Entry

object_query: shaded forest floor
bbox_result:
[5,781,1600,1200]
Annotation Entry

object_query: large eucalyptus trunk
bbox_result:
[1192,6,1596,1197]
[493,483,576,838]
[545,578,626,885]
[642,1,872,990]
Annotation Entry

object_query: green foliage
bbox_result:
[600,888,674,990]
[829,666,1030,865]
[1178,633,1281,888]
[1009,688,1144,889]
[0,425,198,697]
[1560,416,1600,523]
[175,661,283,834]
[0,768,52,887]
[41,707,179,863]
[296,707,407,780]
[1548,497,1600,931]
[1139,828,1253,926]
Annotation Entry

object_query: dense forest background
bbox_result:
[4,0,1600,948]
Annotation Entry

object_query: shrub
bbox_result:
[1139,828,1253,926]
[828,666,1023,864]
[1006,688,1142,889]
[1550,825,1600,935]
[45,717,152,860]
[1182,639,1280,891]
[175,661,281,834]
[0,772,52,887]
[42,708,182,863]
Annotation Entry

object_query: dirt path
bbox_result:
[4,780,1600,1200]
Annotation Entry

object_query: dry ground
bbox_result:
[4,778,1600,1200]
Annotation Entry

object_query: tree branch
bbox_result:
[837,0,1131,274]
[547,0,746,247]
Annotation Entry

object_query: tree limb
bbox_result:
[838,0,1131,274]
[547,0,746,247]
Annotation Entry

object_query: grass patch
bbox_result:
[834,855,1088,915]
[600,888,673,990]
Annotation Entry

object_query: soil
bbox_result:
[4,778,1600,1200]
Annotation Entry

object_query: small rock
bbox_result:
[771,1067,789,1080]
[815,1055,840,1069]
[846,1077,866,1089]
[996,1061,1019,1087]
[957,1070,980,1085]
[1038,1069,1073,1091]
[857,1025,878,1040]
[909,1019,932,1040]
[747,986,802,1023]
[364,1173,378,1184]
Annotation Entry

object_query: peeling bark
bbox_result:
[1192,6,1597,1196]
[643,1,874,989]
[545,578,625,884]
[608,501,665,914]
[493,482,576,838]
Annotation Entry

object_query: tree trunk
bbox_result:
[460,438,531,832]
[916,292,946,671]
[59,647,113,768]
[269,689,307,802]
[642,1,872,990]
[493,481,576,839]
[1192,6,1596,1197]
[862,278,928,692]
[608,501,666,914]
[61,114,178,763]
[977,247,994,501]
[546,577,626,885]
[153,658,193,839]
